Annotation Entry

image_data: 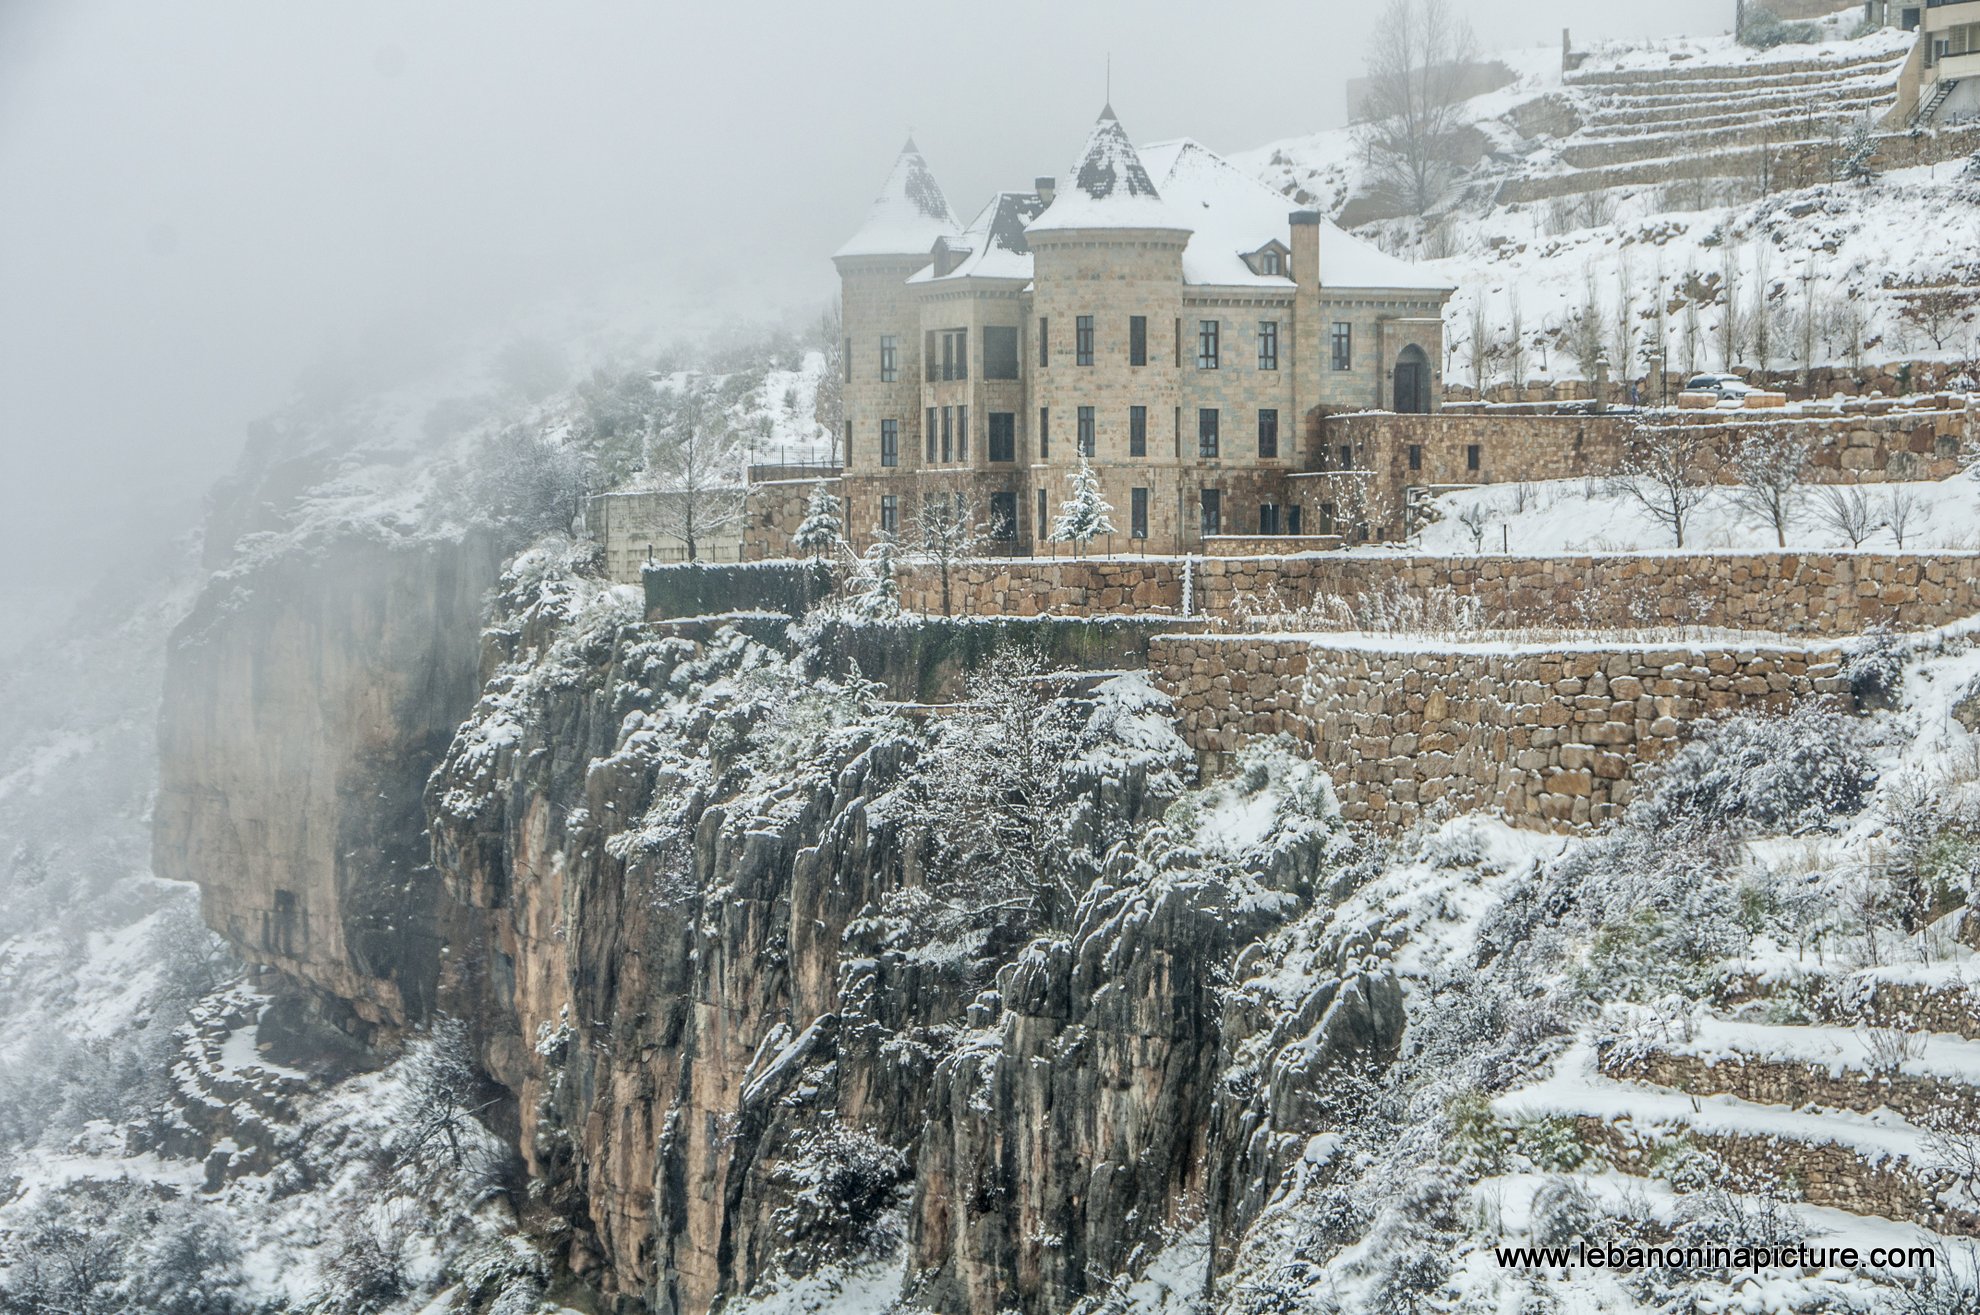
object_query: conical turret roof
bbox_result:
[834,137,961,259]
[1027,106,1182,234]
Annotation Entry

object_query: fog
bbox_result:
[0,0,1729,636]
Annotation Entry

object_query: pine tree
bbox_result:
[855,536,901,617]
[1050,455,1117,555]
[792,481,842,559]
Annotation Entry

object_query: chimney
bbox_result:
[1289,210,1322,285]
[1035,176,1056,205]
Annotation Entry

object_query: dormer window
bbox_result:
[1244,240,1292,278]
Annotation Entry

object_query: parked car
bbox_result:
[1683,372,1755,402]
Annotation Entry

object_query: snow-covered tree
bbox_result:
[852,535,900,617]
[646,374,744,562]
[1613,422,1713,548]
[909,488,980,616]
[1051,455,1116,554]
[1730,426,1809,547]
[791,481,842,560]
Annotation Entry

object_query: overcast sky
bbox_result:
[0,0,1732,633]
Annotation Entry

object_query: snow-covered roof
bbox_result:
[1142,138,1455,294]
[909,191,1044,283]
[833,137,962,260]
[1026,106,1185,235]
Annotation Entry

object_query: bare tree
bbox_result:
[1813,484,1881,548]
[1458,501,1490,551]
[1832,295,1869,374]
[1750,242,1776,373]
[1613,422,1713,548]
[1796,270,1821,385]
[1900,286,1972,353]
[1718,244,1745,371]
[813,303,845,462]
[1466,286,1494,394]
[1505,289,1528,394]
[646,376,744,562]
[1354,0,1480,216]
[1682,285,1703,377]
[1885,485,1928,549]
[1570,264,1606,384]
[1730,426,1809,547]
[909,486,982,617]
[1613,251,1637,391]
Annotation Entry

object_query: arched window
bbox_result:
[1393,344,1432,414]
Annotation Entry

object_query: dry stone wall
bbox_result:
[896,551,1980,637]
[1147,634,1844,830]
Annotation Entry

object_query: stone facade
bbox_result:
[1147,634,1844,830]
[831,119,1455,560]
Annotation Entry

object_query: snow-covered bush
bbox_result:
[314,1207,412,1314]
[1630,705,1876,836]
[1528,1177,1604,1248]
[1844,627,1905,711]
[770,1123,908,1270]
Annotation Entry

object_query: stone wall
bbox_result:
[1147,634,1844,829]
[894,551,1980,637]
[742,475,840,563]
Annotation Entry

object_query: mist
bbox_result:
[0,0,1729,637]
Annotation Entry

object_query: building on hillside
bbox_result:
[1860,0,1980,120]
[828,108,1456,556]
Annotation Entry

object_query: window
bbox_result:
[880,335,898,382]
[1129,405,1147,458]
[1174,406,1181,458]
[941,406,953,463]
[1198,408,1220,458]
[1037,488,1047,535]
[1199,488,1221,537]
[880,494,898,535]
[1077,405,1095,457]
[1076,315,1095,366]
[1466,444,1482,472]
[1131,487,1149,539]
[1129,315,1147,366]
[880,419,899,468]
[1038,316,1049,367]
[1258,321,1279,371]
[1260,502,1282,535]
[1338,444,1352,470]
[1197,320,1220,370]
[1319,502,1335,535]
[989,491,1017,540]
[957,405,968,461]
[984,326,1019,380]
[1258,409,1279,459]
[939,329,968,381]
[1408,444,1423,472]
[1261,250,1282,276]
[1331,322,1353,371]
[925,330,937,381]
[1038,406,1050,459]
[955,329,967,380]
[1288,505,1302,535]
[843,419,851,463]
[988,412,1015,463]
[926,408,937,462]
[1174,318,1182,367]
[843,338,852,382]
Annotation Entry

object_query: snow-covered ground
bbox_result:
[1413,467,1980,555]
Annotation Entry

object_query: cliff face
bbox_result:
[158,515,1405,1312]
[155,531,506,1033]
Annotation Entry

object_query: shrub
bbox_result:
[1630,706,1876,836]
[1529,1177,1604,1248]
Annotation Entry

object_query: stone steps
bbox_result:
[1716,963,1980,1040]
[1496,1040,1980,1234]
[1565,49,1909,93]
[1580,85,1899,137]
[1558,114,1878,169]
[152,988,313,1188]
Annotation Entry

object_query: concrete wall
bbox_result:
[1148,633,1845,830]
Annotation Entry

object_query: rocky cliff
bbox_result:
[157,499,1407,1312]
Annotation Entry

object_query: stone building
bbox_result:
[831,108,1456,555]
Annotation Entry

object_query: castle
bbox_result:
[832,107,1457,556]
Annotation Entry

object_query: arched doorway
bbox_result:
[1392,345,1431,414]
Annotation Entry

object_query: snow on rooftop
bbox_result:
[833,136,961,260]
[1026,106,1185,234]
[909,191,1043,284]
